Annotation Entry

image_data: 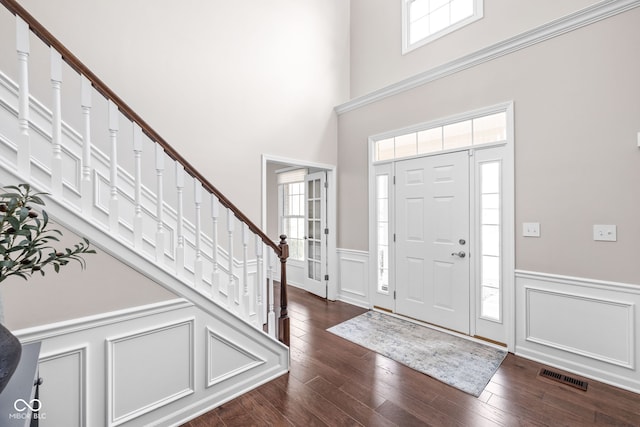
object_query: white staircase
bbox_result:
[0,2,289,426]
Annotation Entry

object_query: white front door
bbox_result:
[303,171,327,298]
[395,151,470,334]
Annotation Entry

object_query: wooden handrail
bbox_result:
[0,0,280,256]
[1,0,289,346]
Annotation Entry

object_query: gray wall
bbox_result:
[339,4,640,284]
[12,0,350,225]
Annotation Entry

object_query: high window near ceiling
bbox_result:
[402,0,483,53]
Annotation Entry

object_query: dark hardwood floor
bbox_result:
[185,286,640,426]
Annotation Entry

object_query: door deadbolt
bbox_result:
[459,239,466,245]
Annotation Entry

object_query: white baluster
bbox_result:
[16,17,30,176]
[227,208,236,313]
[211,196,220,301]
[175,163,185,276]
[242,223,250,319]
[81,76,93,214]
[108,100,119,233]
[132,124,143,249]
[50,48,63,196]
[155,144,165,263]
[267,249,276,338]
[255,238,264,327]
[194,181,203,288]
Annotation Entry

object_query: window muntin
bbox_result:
[373,111,506,162]
[403,0,482,53]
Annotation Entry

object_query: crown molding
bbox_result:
[336,0,640,115]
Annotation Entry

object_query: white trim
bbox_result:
[337,248,370,308]
[38,345,88,427]
[515,270,640,394]
[516,270,640,294]
[524,287,635,369]
[106,318,196,426]
[261,154,338,300]
[205,327,266,388]
[367,102,515,349]
[337,0,640,114]
[14,298,192,343]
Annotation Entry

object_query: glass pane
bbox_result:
[473,112,507,145]
[307,180,313,198]
[395,133,417,158]
[377,223,388,245]
[314,179,320,198]
[377,175,388,198]
[410,15,430,44]
[308,200,313,218]
[481,161,501,194]
[417,127,442,154]
[429,3,450,34]
[482,193,499,209]
[375,138,395,161]
[481,255,500,288]
[429,0,449,13]
[314,261,320,281]
[451,0,474,23]
[314,220,321,239]
[314,242,321,260]
[410,0,430,21]
[314,200,320,220]
[307,241,313,259]
[481,286,500,320]
[307,217,313,237]
[481,224,500,257]
[308,261,314,279]
[443,120,472,149]
[377,199,388,222]
[482,208,500,225]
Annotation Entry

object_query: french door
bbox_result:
[303,171,327,298]
[395,151,470,334]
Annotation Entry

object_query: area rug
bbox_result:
[327,311,507,396]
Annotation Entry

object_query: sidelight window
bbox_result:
[479,160,501,320]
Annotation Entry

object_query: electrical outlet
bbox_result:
[523,222,540,237]
[593,225,617,242]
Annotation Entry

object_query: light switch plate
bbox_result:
[523,222,540,237]
[593,224,617,242]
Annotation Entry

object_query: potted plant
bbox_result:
[0,183,95,394]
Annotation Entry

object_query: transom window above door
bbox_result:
[373,111,505,162]
[402,0,483,53]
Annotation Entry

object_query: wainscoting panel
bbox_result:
[206,328,265,387]
[337,249,370,308]
[516,271,640,393]
[38,346,87,427]
[14,298,288,427]
[106,319,195,426]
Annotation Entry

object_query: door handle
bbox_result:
[451,251,466,258]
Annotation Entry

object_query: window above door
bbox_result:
[373,110,505,162]
[402,0,483,54]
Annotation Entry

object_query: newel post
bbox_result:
[278,234,290,346]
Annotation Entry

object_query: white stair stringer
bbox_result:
[0,67,288,425]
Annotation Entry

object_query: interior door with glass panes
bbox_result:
[303,171,327,298]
